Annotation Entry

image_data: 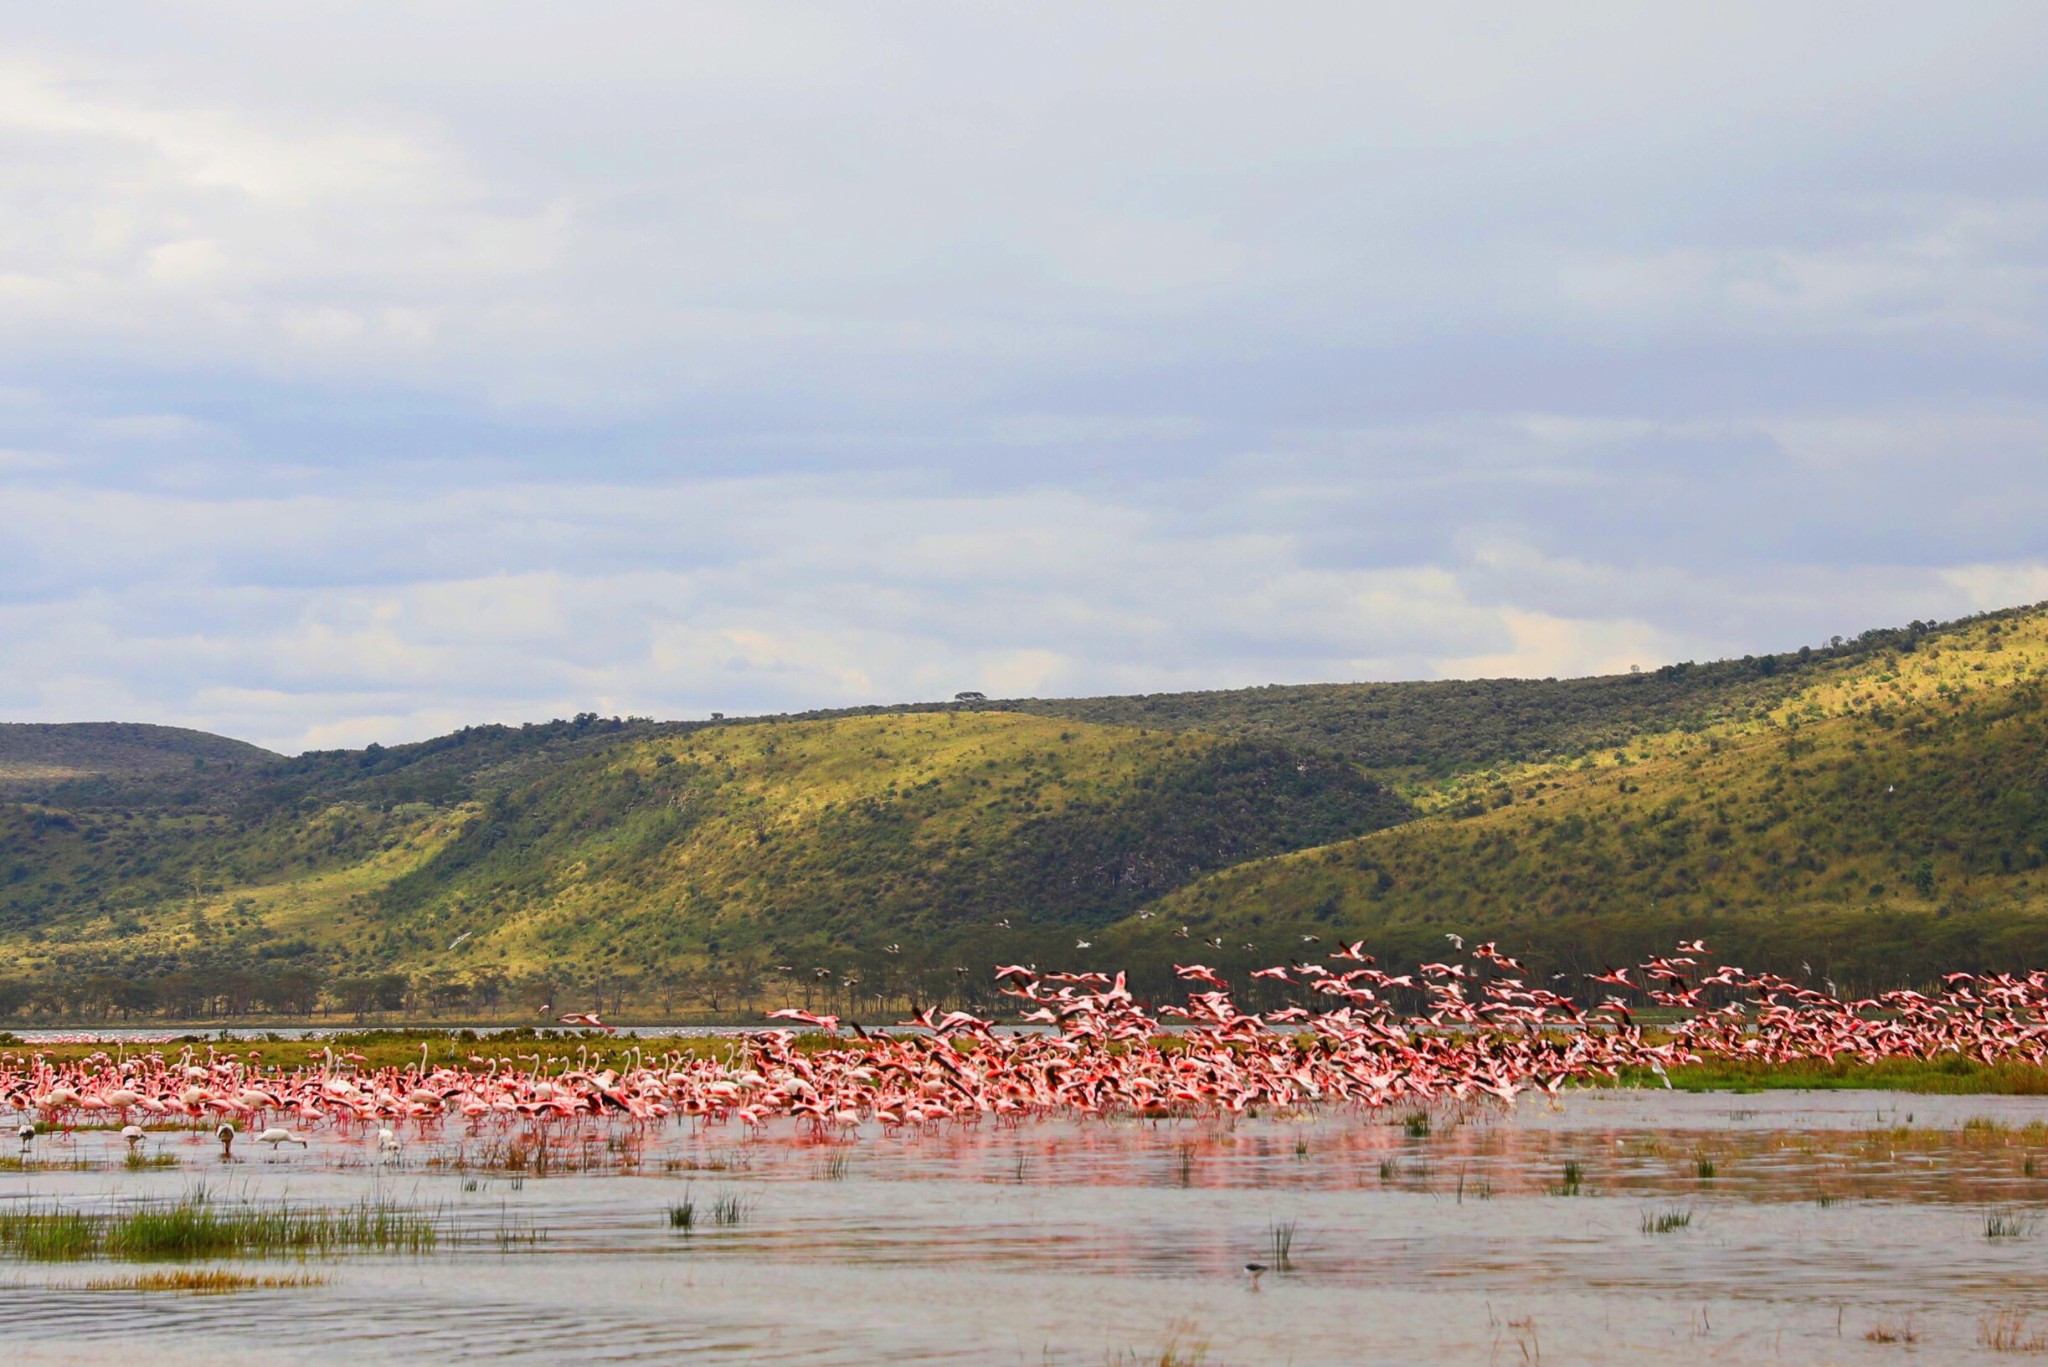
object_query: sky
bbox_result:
[2,3,2046,753]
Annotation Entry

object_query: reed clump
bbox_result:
[1980,1307,2048,1352]
[1985,1209,2038,1240]
[0,1193,439,1260]
[1641,1208,1693,1235]
[1554,1160,1584,1196]
[1865,1316,1918,1344]
[1266,1219,1297,1271]
[82,1269,326,1295]
[1105,1317,1209,1366]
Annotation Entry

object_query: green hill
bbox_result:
[0,722,277,796]
[2,603,2045,1019]
[787,615,1964,783]
[1107,606,2048,989]
[0,712,1404,1014]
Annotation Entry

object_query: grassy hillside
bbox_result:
[0,722,276,795]
[3,603,2046,1019]
[1110,606,2048,990]
[0,712,1404,1014]
[966,617,1975,782]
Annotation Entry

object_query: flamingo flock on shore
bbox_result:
[7,946,2048,1141]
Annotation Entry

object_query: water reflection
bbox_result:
[5,1091,2048,1364]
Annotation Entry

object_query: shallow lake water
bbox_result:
[7,1089,2048,1364]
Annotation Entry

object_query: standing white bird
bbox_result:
[257,1127,308,1150]
[377,1127,400,1156]
[16,1123,34,1154]
[216,1121,236,1158]
[121,1124,146,1150]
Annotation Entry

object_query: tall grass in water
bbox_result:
[1984,1209,2039,1240]
[1174,1145,1195,1189]
[83,1270,325,1295]
[0,1193,439,1260]
[668,1190,747,1229]
[1980,1307,2048,1352]
[1554,1161,1584,1196]
[1402,1112,1431,1139]
[1641,1208,1693,1235]
[1104,1317,1208,1366]
[1266,1220,1297,1271]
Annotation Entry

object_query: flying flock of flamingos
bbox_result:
[5,941,2047,1152]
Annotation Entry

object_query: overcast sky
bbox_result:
[2,3,2045,752]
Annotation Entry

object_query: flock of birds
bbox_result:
[7,943,2048,1147]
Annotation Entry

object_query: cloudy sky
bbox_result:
[2,3,2045,752]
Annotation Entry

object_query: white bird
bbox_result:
[376,1127,400,1155]
[1075,939,1092,950]
[121,1124,146,1150]
[1446,933,1465,950]
[448,931,473,950]
[16,1123,34,1153]
[216,1121,236,1157]
[257,1127,308,1150]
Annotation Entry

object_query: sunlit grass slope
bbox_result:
[1115,607,2048,986]
[365,711,1407,974]
[0,712,1404,982]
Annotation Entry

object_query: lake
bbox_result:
[5,1089,2047,1364]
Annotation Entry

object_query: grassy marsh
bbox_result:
[0,1192,439,1260]
[80,1269,326,1295]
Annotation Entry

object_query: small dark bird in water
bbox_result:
[16,1123,34,1154]
[1243,1262,1268,1291]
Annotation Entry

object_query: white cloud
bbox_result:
[0,7,2045,747]
[0,454,2035,751]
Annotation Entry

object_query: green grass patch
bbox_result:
[81,1269,326,1294]
[1635,1055,2048,1096]
[0,1192,440,1260]
[1641,1208,1694,1235]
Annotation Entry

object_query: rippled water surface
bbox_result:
[8,1090,2048,1364]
